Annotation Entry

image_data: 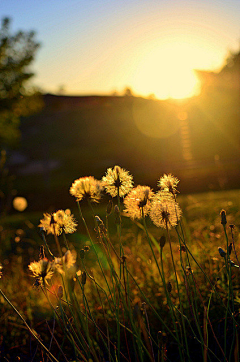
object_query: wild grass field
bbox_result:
[1,167,240,362]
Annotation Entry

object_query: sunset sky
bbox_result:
[1,0,240,99]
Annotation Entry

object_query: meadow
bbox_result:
[1,166,240,362]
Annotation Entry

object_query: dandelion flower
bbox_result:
[124,185,153,219]
[158,174,179,195]
[39,210,77,235]
[150,192,182,229]
[28,258,55,286]
[70,176,103,203]
[102,165,133,197]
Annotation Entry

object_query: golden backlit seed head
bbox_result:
[28,258,55,286]
[158,174,179,195]
[102,165,133,198]
[124,185,153,220]
[39,210,77,235]
[70,176,103,203]
[150,191,182,229]
[54,250,77,275]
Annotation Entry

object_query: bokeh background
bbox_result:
[0,0,240,211]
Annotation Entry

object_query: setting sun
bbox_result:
[130,42,207,99]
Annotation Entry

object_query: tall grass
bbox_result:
[1,167,240,362]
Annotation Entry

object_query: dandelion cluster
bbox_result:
[39,209,77,235]
[150,191,182,229]
[70,176,103,203]
[124,185,153,219]
[102,165,133,197]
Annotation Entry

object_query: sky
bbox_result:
[1,0,240,99]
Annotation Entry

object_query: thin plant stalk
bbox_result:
[0,287,60,362]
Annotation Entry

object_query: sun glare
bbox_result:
[130,42,202,99]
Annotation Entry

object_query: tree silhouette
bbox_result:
[0,18,42,146]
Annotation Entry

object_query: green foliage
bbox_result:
[0,17,43,146]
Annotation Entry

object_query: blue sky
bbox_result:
[1,0,240,98]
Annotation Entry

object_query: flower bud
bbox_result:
[57,285,63,299]
[80,249,85,260]
[167,281,172,293]
[220,210,227,225]
[81,271,87,285]
[228,243,232,256]
[159,236,166,248]
[218,247,226,258]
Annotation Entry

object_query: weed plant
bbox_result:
[1,166,240,362]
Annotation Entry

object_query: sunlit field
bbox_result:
[1,166,240,362]
[1,1,240,360]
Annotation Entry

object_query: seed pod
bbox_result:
[218,247,226,258]
[159,236,166,248]
[186,266,192,274]
[220,210,227,225]
[81,271,87,285]
[57,285,63,299]
[80,249,85,260]
[106,200,113,215]
[228,243,232,256]
[167,281,172,293]
[179,244,186,252]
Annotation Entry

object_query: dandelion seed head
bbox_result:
[102,165,133,197]
[28,258,55,285]
[54,209,77,234]
[150,192,182,229]
[124,185,153,220]
[54,250,77,276]
[158,174,179,195]
[39,210,77,235]
[70,176,103,203]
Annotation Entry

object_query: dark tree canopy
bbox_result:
[0,17,42,146]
